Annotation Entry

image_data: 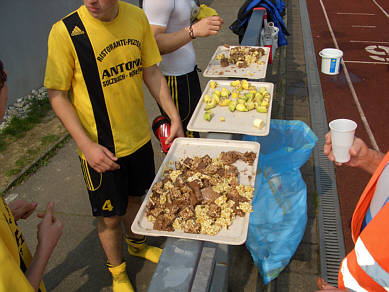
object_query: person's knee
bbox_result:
[98,216,121,230]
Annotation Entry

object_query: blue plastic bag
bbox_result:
[243,120,318,284]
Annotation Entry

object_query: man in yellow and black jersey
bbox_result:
[44,1,184,291]
[0,59,63,292]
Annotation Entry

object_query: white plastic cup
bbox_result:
[319,48,343,75]
[329,119,357,163]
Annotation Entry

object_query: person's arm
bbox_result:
[48,89,119,172]
[324,132,385,174]
[25,201,62,291]
[150,16,224,55]
[143,65,184,143]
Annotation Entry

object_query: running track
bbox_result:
[307,0,389,252]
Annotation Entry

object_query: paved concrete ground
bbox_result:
[5,0,320,291]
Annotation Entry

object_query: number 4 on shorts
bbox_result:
[102,200,114,211]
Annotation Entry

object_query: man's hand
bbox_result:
[143,65,185,145]
[192,16,224,38]
[82,142,120,173]
[323,132,384,174]
[24,201,62,290]
[324,132,369,167]
[48,89,119,173]
[166,118,185,145]
[9,200,38,221]
[36,201,63,254]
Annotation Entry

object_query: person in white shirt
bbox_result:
[143,0,223,140]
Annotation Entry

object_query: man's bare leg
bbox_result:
[97,216,123,266]
[122,196,143,239]
[98,216,134,292]
[123,196,162,263]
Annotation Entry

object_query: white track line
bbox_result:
[371,0,389,18]
[344,60,389,64]
[352,25,376,28]
[319,0,380,151]
[350,40,389,44]
[336,12,375,15]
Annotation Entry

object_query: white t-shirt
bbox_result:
[143,0,196,76]
[362,162,389,230]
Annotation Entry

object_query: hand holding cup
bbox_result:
[328,119,357,163]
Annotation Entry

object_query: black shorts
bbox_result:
[79,141,155,217]
[160,67,201,138]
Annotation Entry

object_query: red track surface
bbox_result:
[307,0,389,252]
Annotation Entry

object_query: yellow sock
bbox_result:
[126,236,163,264]
[108,262,134,292]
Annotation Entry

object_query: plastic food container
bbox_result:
[203,45,270,79]
[187,79,274,136]
[131,137,260,245]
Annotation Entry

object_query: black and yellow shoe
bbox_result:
[126,236,163,264]
[107,261,134,292]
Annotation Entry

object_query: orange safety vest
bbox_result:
[338,151,389,291]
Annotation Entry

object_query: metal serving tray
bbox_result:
[131,137,260,245]
[203,45,270,79]
[187,79,274,136]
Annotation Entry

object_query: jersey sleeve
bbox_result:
[44,21,76,91]
[143,0,174,27]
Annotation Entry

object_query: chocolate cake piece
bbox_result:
[201,187,219,204]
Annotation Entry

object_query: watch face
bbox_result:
[190,0,200,22]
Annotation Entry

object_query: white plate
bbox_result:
[187,79,273,136]
[131,138,260,245]
[203,45,270,79]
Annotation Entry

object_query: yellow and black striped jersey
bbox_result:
[44,1,162,158]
